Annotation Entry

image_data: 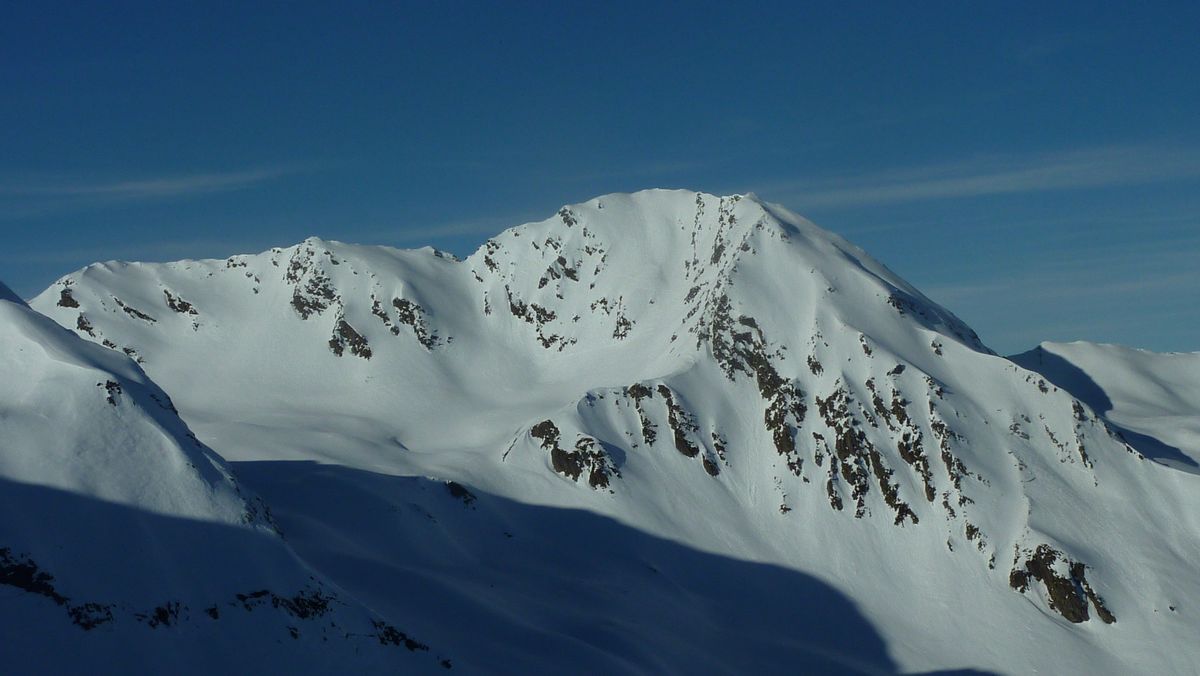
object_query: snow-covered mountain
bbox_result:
[16,189,1200,674]
[0,282,448,673]
[1011,341,1200,472]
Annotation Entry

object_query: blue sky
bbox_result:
[2,1,1197,353]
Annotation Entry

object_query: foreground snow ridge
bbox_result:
[0,281,448,673]
[5,190,1198,674]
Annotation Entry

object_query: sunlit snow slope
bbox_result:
[1012,341,1200,473]
[0,282,448,674]
[26,190,1200,675]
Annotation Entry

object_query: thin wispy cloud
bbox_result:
[380,210,550,245]
[1010,30,1107,63]
[922,238,1199,348]
[552,159,713,184]
[929,268,1199,307]
[389,219,515,243]
[0,237,280,267]
[911,230,1200,351]
[0,166,303,202]
[768,145,1200,209]
[927,265,1200,353]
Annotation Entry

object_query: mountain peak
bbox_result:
[17,191,1200,673]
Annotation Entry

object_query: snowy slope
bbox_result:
[1011,342,1200,472]
[27,190,1200,674]
[0,282,449,674]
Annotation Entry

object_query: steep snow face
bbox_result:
[28,190,1200,674]
[0,286,448,673]
[1012,341,1200,471]
[0,281,255,522]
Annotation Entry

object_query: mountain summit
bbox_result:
[14,190,1200,674]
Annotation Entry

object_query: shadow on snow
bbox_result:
[234,460,997,675]
[0,475,444,674]
[1009,346,1198,471]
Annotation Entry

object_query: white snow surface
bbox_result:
[1011,341,1200,472]
[0,282,453,673]
[11,190,1200,674]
